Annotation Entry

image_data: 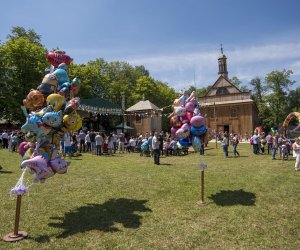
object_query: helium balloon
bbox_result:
[176,124,190,138]
[185,99,197,112]
[46,93,65,111]
[190,115,205,128]
[46,50,73,68]
[190,125,207,136]
[170,116,182,128]
[63,113,82,132]
[178,138,191,147]
[186,111,193,121]
[37,73,58,96]
[170,127,178,135]
[49,157,70,174]
[42,111,62,128]
[192,136,201,152]
[174,106,186,117]
[23,90,45,111]
[53,68,69,85]
[64,97,80,114]
[71,76,81,96]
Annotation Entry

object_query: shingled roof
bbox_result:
[126,100,161,112]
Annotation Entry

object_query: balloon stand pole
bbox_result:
[197,170,208,206]
[3,195,28,242]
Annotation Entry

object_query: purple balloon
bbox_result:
[190,115,205,128]
[171,127,178,135]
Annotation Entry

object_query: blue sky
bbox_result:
[1,0,300,91]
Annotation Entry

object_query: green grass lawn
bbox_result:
[0,143,299,250]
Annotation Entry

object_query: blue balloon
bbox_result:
[58,82,71,91]
[178,138,191,147]
[190,125,207,136]
[53,68,69,86]
[141,141,149,151]
[192,136,201,152]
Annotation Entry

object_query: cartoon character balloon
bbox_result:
[18,49,82,185]
[169,90,209,151]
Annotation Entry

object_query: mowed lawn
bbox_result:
[0,143,299,250]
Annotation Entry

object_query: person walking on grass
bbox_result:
[95,132,104,156]
[251,131,260,154]
[222,132,229,158]
[272,133,279,160]
[107,134,114,156]
[63,132,72,159]
[79,130,86,153]
[232,133,240,157]
[148,131,154,157]
[152,131,160,165]
[292,137,300,171]
[118,133,125,153]
[85,131,91,153]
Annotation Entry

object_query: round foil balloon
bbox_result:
[190,115,205,128]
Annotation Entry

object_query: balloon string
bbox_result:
[10,168,32,196]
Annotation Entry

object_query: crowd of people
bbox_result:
[1,128,300,170]
[0,129,191,165]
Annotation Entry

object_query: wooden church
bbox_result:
[198,49,259,137]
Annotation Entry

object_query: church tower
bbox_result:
[218,44,228,80]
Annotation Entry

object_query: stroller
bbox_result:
[102,143,109,155]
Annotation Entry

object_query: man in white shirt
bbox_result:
[63,133,72,158]
[1,130,9,149]
[152,132,160,165]
[95,132,104,155]
[112,132,118,153]
[128,137,136,152]
[79,130,86,153]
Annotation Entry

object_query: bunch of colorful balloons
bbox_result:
[18,50,82,184]
[170,90,208,152]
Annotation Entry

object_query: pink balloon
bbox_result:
[18,142,29,157]
[171,127,178,135]
[186,111,193,121]
[191,116,205,128]
[185,100,197,112]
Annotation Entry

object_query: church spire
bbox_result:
[218,44,228,80]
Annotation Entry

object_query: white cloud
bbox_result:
[67,42,300,91]
[125,42,300,90]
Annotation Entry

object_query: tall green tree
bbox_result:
[285,87,300,113]
[229,76,242,88]
[230,76,249,91]
[265,69,295,126]
[0,28,47,123]
[7,26,42,45]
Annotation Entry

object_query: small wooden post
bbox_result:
[3,195,28,242]
[197,163,208,206]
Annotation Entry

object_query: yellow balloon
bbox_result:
[63,113,82,132]
[46,93,65,111]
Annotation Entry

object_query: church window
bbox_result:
[135,114,142,124]
[230,108,237,117]
[216,87,229,95]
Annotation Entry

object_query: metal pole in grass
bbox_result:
[3,194,28,242]
[197,162,208,206]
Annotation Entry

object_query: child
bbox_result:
[63,133,72,159]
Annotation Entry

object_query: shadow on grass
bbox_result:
[209,189,256,206]
[39,198,152,239]
[0,170,13,174]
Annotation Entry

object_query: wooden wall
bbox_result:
[126,112,162,135]
[204,102,257,136]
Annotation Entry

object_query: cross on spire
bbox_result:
[220,44,223,54]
